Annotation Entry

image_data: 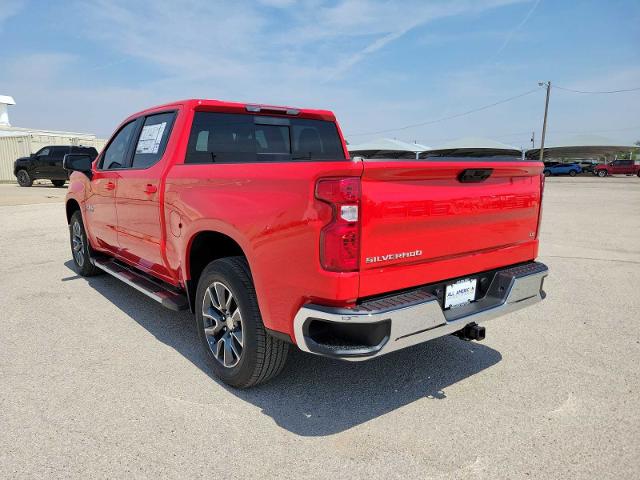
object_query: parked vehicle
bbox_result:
[593,159,640,177]
[543,162,582,177]
[64,99,548,388]
[577,160,598,173]
[14,145,98,187]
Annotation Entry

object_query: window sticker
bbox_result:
[136,122,167,154]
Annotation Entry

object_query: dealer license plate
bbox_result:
[444,278,477,309]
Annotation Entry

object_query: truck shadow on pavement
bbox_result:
[65,261,502,437]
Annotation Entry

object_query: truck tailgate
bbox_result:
[359,160,543,297]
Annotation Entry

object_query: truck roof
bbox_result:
[125,99,337,123]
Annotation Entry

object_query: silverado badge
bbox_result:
[365,250,423,264]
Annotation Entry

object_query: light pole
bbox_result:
[538,81,551,161]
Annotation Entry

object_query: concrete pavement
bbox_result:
[0,178,639,479]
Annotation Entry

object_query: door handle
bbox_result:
[144,184,158,194]
[105,181,116,191]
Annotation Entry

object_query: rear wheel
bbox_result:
[543,170,551,177]
[195,257,288,388]
[16,170,33,187]
[597,170,607,177]
[69,211,101,276]
[52,180,66,187]
[569,170,577,177]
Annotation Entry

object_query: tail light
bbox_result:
[536,173,545,238]
[315,177,361,272]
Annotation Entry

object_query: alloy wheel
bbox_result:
[202,281,244,368]
[17,171,29,186]
[72,221,85,267]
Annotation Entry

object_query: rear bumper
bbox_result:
[293,261,548,360]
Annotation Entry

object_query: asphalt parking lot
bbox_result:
[1,177,639,479]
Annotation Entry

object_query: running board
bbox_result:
[93,258,189,311]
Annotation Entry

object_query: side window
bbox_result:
[51,147,69,159]
[131,112,176,169]
[37,148,50,157]
[74,147,98,158]
[100,121,137,170]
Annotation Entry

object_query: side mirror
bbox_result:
[63,154,93,179]
[30,153,36,157]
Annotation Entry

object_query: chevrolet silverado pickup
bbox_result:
[64,99,548,388]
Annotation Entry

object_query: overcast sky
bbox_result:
[2,0,639,148]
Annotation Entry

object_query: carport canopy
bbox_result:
[421,137,522,158]
[526,135,637,160]
[347,138,430,159]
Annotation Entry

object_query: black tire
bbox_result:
[16,170,33,187]
[637,170,640,177]
[52,180,66,187]
[569,170,577,177]
[195,257,288,388]
[597,170,607,177]
[543,170,551,177]
[69,211,101,277]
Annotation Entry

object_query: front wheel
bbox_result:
[195,257,288,388]
[52,180,66,187]
[16,170,33,187]
[569,170,577,177]
[69,211,101,276]
[597,170,607,177]
[543,170,551,177]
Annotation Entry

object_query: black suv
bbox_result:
[14,146,99,187]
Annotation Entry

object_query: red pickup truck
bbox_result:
[64,99,548,388]
[593,159,640,177]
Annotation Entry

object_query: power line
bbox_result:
[346,87,541,137]
[554,85,640,94]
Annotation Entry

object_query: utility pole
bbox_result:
[538,81,551,161]
[531,131,535,149]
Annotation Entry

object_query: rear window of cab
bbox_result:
[185,112,346,164]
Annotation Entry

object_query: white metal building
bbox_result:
[0,95,106,182]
